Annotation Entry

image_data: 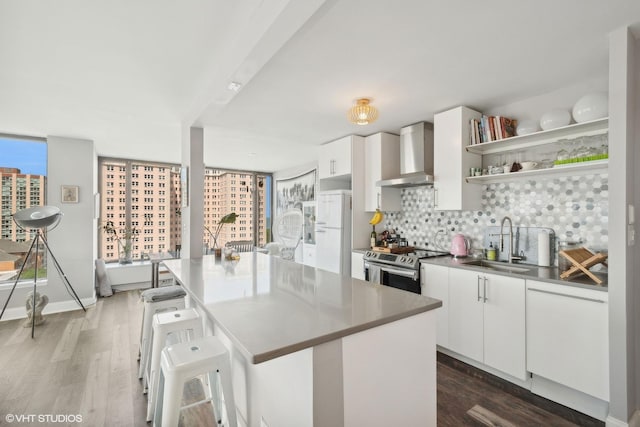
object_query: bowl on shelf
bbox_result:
[540,109,571,130]
[520,161,538,171]
[572,92,608,123]
[516,119,540,136]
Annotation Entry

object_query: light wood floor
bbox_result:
[0,290,603,426]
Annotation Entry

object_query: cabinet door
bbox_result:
[447,267,483,362]
[482,273,526,380]
[364,133,401,212]
[526,280,609,400]
[434,106,482,211]
[351,252,365,280]
[302,244,316,267]
[420,263,449,348]
[319,136,352,179]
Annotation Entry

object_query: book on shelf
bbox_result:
[468,114,518,145]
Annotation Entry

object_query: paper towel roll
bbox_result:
[538,231,550,267]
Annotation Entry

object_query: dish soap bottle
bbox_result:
[370,226,377,249]
[487,242,496,261]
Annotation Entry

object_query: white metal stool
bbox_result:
[153,336,237,427]
[138,285,187,387]
[146,308,203,422]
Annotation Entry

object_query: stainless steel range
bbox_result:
[363,249,449,294]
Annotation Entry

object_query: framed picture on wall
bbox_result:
[275,169,316,216]
[61,185,79,203]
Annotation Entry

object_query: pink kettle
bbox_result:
[450,234,470,257]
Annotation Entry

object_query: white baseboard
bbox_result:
[0,295,97,321]
[608,409,640,427]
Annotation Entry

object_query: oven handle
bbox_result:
[378,265,419,281]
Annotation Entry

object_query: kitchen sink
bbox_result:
[461,259,532,274]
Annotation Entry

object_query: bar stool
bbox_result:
[153,336,237,427]
[146,308,203,422]
[138,285,187,386]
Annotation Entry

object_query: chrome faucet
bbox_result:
[500,216,513,263]
[498,216,523,263]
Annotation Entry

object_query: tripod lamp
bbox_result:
[0,206,86,338]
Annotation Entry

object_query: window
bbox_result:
[0,137,47,285]
[99,160,272,261]
[202,169,271,251]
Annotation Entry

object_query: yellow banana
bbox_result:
[369,209,383,225]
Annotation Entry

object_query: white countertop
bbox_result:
[163,253,441,364]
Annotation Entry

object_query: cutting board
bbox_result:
[372,246,415,254]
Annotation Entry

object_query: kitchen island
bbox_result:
[163,253,441,427]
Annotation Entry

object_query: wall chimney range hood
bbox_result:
[376,122,434,188]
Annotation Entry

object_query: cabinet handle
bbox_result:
[528,287,606,303]
[434,188,439,208]
[483,277,488,302]
[331,159,335,175]
[477,276,482,301]
[377,192,381,209]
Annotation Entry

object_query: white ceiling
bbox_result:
[2,0,640,173]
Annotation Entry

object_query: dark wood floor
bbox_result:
[0,290,604,426]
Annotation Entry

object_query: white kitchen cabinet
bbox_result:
[420,263,449,348]
[319,135,353,179]
[351,252,365,280]
[526,280,609,401]
[302,243,316,267]
[364,132,401,211]
[448,268,526,380]
[433,106,482,211]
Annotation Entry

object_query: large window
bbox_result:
[98,159,271,262]
[0,137,47,284]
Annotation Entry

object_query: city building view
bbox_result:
[99,158,271,262]
[0,138,48,283]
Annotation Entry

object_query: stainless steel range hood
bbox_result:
[376,122,434,188]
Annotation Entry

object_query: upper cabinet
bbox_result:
[319,135,354,179]
[433,106,482,211]
[364,132,401,212]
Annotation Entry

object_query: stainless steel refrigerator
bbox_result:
[315,190,352,275]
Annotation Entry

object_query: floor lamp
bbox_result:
[0,206,86,338]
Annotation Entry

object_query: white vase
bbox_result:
[572,92,608,123]
[540,109,571,131]
[516,119,540,136]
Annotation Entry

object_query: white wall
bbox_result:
[0,136,97,319]
[606,26,638,425]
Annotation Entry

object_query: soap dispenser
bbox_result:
[486,242,496,261]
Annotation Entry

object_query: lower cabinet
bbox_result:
[448,268,526,380]
[526,280,609,401]
[302,244,316,267]
[420,263,449,348]
[351,252,365,280]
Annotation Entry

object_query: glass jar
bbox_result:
[558,240,581,271]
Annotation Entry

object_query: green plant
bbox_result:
[101,220,140,257]
[205,212,237,249]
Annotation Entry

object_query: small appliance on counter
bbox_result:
[450,234,470,257]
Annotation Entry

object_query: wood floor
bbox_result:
[0,290,604,426]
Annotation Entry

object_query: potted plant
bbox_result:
[205,212,237,257]
[101,220,140,264]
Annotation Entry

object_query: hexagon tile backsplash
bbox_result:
[381,173,608,259]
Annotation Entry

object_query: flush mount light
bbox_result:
[227,81,243,92]
[347,98,379,125]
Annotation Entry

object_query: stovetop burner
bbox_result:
[363,248,449,270]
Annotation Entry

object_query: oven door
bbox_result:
[364,261,421,294]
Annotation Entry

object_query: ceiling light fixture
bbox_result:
[348,98,379,125]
